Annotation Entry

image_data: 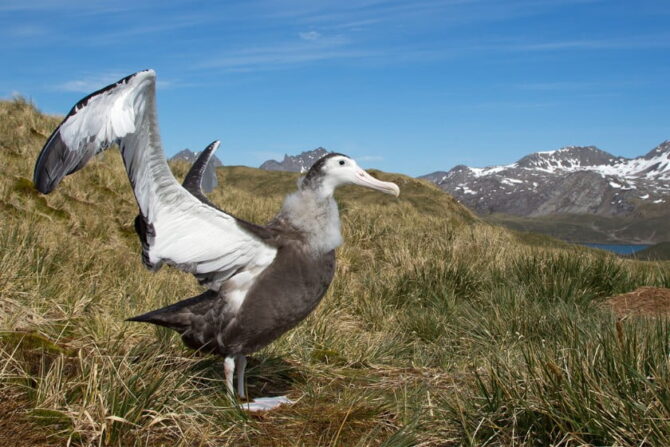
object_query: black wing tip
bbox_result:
[195,140,221,170]
[33,130,67,194]
[33,167,56,194]
[182,140,221,197]
[34,179,55,195]
[205,140,220,152]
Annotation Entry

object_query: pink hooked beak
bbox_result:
[352,169,400,197]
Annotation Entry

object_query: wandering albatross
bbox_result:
[33,69,400,404]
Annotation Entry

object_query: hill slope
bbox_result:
[629,241,670,261]
[2,98,670,447]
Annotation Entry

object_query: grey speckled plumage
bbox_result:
[32,70,400,401]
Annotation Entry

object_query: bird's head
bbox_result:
[300,153,400,198]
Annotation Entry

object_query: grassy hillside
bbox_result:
[487,211,670,245]
[630,241,670,261]
[2,98,670,446]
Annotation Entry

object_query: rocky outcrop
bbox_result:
[260,147,329,173]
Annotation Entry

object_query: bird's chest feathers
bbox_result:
[280,191,343,253]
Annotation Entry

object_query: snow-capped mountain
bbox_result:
[420,142,670,218]
[169,149,222,193]
[259,147,329,173]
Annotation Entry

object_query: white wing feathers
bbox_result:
[33,70,277,289]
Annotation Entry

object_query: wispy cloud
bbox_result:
[503,35,670,52]
[85,13,214,45]
[470,100,563,110]
[266,0,601,32]
[516,81,599,90]
[0,0,166,15]
[56,72,128,93]
[2,90,24,100]
[516,80,643,91]
[6,25,48,38]
[299,31,321,41]
[56,72,173,92]
[198,34,369,72]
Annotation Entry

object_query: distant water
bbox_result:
[582,243,650,255]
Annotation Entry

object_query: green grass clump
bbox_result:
[1,98,670,446]
[444,320,670,446]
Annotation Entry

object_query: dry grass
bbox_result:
[1,98,670,446]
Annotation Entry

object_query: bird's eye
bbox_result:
[339,160,345,166]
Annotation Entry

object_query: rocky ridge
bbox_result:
[420,142,670,218]
[259,147,329,173]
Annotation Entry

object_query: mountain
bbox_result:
[169,149,222,193]
[420,143,670,218]
[420,143,670,243]
[260,147,329,173]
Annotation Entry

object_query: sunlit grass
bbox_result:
[1,98,670,446]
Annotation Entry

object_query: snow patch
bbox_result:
[500,177,524,187]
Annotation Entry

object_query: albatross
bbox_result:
[33,69,399,403]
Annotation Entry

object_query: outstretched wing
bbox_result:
[34,70,277,290]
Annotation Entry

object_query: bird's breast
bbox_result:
[221,247,336,354]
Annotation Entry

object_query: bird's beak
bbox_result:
[352,169,400,197]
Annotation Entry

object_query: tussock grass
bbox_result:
[1,98,670,446]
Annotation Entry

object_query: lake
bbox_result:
[581,243,650,255]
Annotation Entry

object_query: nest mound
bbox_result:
[603,287,670,318]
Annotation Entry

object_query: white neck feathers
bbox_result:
[279,189,343,253]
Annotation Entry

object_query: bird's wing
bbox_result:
[182,140,220,205]
[34,70,277,289]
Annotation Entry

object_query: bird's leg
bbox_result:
[223,356,235,395]
[236,355,247,399]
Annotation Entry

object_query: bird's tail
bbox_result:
[127,290,219,332]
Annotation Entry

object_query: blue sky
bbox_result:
[2,0,669,176]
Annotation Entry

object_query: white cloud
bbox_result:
[7,25,47,38]
[2,90,24,100]
[55,72,174,93]
[198,35,366,72]
[516,80,642,91]
[299,31,321,41]
[503,35,670,52]
[57,73,127,93]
